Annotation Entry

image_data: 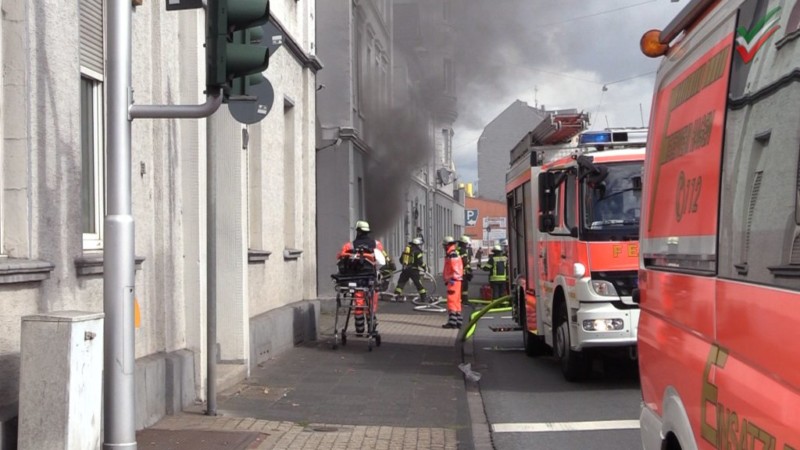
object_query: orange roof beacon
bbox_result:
[506,122,647,382]
[637,0,800,449]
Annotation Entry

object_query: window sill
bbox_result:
[248,249,272,264]
[0,258,55,284]
[75,253,146,276]
[768,264,800,278]
[283,248,303,261]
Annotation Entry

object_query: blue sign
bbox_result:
[465,209,479,226]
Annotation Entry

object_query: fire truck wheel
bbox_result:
[555,303,590,381]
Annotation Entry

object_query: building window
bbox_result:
[80,0,105,250]
[442,129,453,166]
[283,99,296,247]
[357,177,365,219]
[444,58,454,94]
[81,75,105,250]
[354,14,362,113]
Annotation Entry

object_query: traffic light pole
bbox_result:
[105,1,223,448]
[105,0,136,447]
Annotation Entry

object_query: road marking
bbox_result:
[492,420,640,433]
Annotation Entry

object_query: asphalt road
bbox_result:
[467,276,643,449]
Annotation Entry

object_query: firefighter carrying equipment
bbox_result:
[338,234,385,334]
[395,239,428,301]
[399,241,426,269]
[483,253,508,283]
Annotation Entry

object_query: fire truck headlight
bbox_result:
[582,318,625,332]
[590,280,618,297]
[573,263,586,278]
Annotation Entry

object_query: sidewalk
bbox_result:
[139,299,484,449]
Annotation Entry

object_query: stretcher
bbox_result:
[331,253,382,351]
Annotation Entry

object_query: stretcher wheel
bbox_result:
[341,332,347,346]
[375,334,381,347]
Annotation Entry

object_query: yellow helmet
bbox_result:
[492,244,502,252]
[354,220,370,232]
[459,235,471,244]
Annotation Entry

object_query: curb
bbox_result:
[460,326,494,450]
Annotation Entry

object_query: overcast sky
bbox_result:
[451,0,685,185]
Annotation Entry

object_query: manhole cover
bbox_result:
[136,429,264,450]
[489,324,522,332]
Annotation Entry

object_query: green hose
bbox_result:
[460,295,512,341]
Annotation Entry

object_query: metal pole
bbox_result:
[104,0,137,448]
[206,116,217,416]
[129,91,222,119]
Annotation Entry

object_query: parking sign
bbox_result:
[465,209,479,226]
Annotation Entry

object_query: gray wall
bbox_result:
[477,100,545,201]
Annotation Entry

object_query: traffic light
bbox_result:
[206,0,270,101]
[229,27,266,99]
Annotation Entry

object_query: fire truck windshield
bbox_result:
[582,161,643,240]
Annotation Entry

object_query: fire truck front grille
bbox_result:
[591,270,638,297]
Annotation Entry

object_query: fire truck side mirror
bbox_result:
[538,172,556,212]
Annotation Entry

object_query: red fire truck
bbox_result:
[506,127,647,381]
[637,0,800,448]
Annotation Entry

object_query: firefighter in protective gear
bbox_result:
[337,220,385,335]
[482,245,508,299]
[394,237,428,302]
[457,236,473,305]
[441,236,464,329]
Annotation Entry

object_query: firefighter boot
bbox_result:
[419,290,429,304]
[442,310,459,329]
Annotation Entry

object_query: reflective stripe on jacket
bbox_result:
[484,255,508,282]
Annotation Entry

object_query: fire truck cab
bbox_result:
[638,0,800,448]
[506,128,647,381]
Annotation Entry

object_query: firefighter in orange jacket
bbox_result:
[338,220,385,335]
[441,236,464,329]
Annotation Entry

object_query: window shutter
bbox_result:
[79,0,104,75]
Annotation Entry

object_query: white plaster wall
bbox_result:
[248,8,317,317]
[1,0,317,408]
[130,3,190,358]
[0,0,198,404]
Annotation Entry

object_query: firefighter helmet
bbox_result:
[459,235,471,244]
[492,244,502,253]
[411,237,423,245]
[442,236,456,245]
[354,220,370,232]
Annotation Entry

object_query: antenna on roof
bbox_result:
[534,86,538,108]
[640,103,645,127]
